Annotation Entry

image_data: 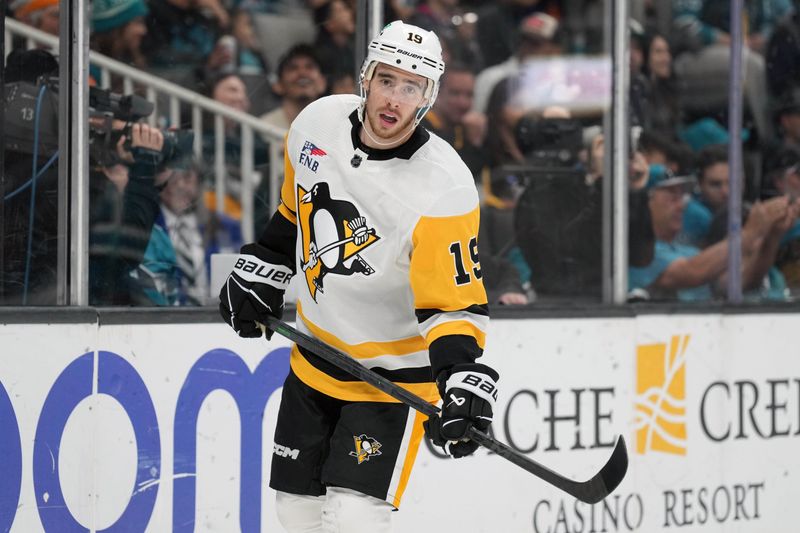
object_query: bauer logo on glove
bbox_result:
[233,256,294,287]
[219,243,294,340]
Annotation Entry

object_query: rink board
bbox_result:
[0,314,797,532]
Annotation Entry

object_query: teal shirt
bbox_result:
[130,226,180,306]
[681,196,713,247]
[629,239,713,301]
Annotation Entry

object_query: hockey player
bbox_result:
[219,21,498,532]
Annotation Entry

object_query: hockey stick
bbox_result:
[261,316,628,504]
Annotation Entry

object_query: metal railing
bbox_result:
[4,17,286,243]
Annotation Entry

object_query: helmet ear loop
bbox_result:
[358,62,378,123]
[413,80,437,127]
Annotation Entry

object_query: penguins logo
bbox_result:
[349,434,383,464]
[298,182,380,301]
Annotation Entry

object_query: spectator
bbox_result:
[473,12,562,115]
[201,73,269,228]
[210,71,251,131]
[640,31,684,136]
[135,157,245,306]
[409,0,483,68]
[484,76,530,169]
[771,87,800,153]
[681,144,730,247]
[673,0,791,54]
[671,0,779,139]
[764,148,800,295]
[485,72,576,170]
[9,0,59,37]
[694,0,791,54]
[205,10,270,77]
[629,170,793,301]
[88,123,166,306]
[90,0,149,88]
[704,203,794,301]
[154,163,209,305]
[313,0,356,87]
[167,158,244,303]
[422,63,489,180]
[260,45,327,131]
[475,0,548,69]
[514,131,656,300]
[233,10,269,74]
[142,0,229,74]
[637,129,694,176]
[766,1,800,101]
[194,10,272,111]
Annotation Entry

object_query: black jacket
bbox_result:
[514,173,654,299]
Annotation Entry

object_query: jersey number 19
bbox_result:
[449,237,482,286]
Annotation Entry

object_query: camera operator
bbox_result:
[2,49,183,306]
[88,121,164,305]
[513,127,656,301]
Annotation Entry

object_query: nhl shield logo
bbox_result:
[297,182,380,301]
[349,434,383,464]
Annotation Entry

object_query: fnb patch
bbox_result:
[299,140,326,172]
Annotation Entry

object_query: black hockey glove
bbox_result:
[218,243,294,339]
[423,363,499,458]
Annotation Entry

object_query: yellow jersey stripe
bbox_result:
[297,301,427,358]
[280,135,297,218]
[290,345,440,403]
[391,410,427,508]
[426,320,487,349]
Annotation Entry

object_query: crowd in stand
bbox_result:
[6,0,800,306]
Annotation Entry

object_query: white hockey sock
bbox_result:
[276,491,326,533]
[321,486,393,533]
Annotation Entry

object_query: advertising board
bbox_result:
[0,314,797,531]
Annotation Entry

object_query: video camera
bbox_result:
[514,116,583,169]
[3,77,193,167]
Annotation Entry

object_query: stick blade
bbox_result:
[575,435,629,504]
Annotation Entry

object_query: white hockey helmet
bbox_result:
[359,20,445,126]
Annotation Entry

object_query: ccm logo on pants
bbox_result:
[274,443,300,460]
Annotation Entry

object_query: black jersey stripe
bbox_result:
[279,199,297,215]
[415,303,490,323]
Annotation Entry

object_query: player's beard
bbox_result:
[365,105,416,143]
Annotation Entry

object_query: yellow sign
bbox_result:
[635,335,689,455]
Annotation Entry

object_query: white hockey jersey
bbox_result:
[276,94,488,403]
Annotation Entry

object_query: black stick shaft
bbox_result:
[264,316,627,504]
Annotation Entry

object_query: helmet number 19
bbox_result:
[407,32,423,44]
